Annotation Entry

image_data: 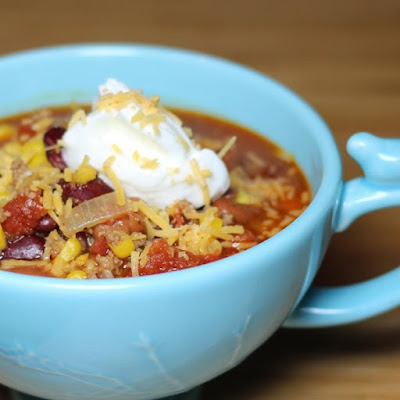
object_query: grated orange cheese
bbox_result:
[141,158,159,170]
[112,144,123,154]
[190,159,210,206]
[177,136,191,152]
[131,110,144,123]
[131,150,159,170]
[103,156,126,206]
[130,250,140,277]
[137,200,170,231]
[53,184,64,215]
[183,127,193,138]
[68,109,87,129]
[218,136,237,159]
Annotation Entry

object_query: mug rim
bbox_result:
[0,43,342,289]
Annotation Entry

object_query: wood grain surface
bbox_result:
[0,0,399,399]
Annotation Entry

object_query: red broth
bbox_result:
[0,107,310,278]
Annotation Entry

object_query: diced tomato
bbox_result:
[2,193,47,239]
[18,123,36,139]
[89,236,109,256]
[169,204,186,227]
[139,238,219,276]
[221,247,238,258]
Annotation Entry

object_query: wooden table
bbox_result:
[0,0,399,398]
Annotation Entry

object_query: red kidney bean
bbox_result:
[213,197,263,225]
[36,214,57,232]
[3,235,45,260]
[60,178,113,205]
[44,126,65,146]
[47,149,67,169]
[44,127,67,169]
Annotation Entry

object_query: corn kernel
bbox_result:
[0,225,7,251]
[58,238,82,262]
[210,217,223,230]
[0,124,16,142]
[21,136,47,166]
[73,155,97,184]
[109,233,135,259]
[75,253,89,267]
[73,165,97,184]
[67,270,87,279]
[29,152,49,168]
[21,136,45,156]
[0,192,10,202]
[235,190,253,205]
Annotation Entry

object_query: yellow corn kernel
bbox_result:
[75,253,89,267]
[21,135,47,166]
[210,217,223,230]
[21,135,45,156]
[29,151,49,168]
[0,191,10,202]
[235,190,253,205]
[0,225,7,251]
[67,270,87,279]
[73,164,97,184]
[73,155,97,184]
[109,233,135,259]
[58,238,82,262]
[0,124,16,142]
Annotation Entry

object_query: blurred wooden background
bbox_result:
[0,0,399,399]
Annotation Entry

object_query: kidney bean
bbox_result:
[60,178,113,205]
[44,126,65,146]
[44,127,67,169]
[213,197,263,226]
[3,235,45,260]
[92,212,146,240]
[128,212,146,234]
[36,214,57,232]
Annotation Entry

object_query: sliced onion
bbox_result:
[60,192,130,236]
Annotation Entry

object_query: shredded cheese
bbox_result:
[68,109,87,129]
[137,200,170,231]
[103,156,126,206]
[218,136,237,159]
[190,159,210,206]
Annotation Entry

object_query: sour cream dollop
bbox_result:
[62,79,230,209]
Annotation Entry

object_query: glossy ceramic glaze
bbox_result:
[0,45,398,400]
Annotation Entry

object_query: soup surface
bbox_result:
[0,104,310,278]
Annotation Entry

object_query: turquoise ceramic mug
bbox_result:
[0,44,399,400]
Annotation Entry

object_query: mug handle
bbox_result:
[284,132,400,328]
